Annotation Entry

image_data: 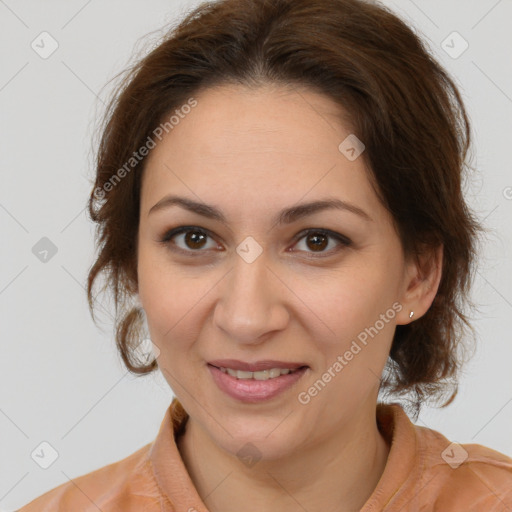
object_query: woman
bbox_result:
[18,0,512,510]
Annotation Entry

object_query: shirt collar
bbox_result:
[149,397,208,511]
[361,402,421,510]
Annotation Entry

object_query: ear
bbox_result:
[396,244,443,325]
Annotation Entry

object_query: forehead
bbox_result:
[163,83,352,157]
[140,84,381,222]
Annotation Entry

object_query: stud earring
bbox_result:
[409,311,414,319]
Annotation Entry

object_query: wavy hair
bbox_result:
[86,0,485,420]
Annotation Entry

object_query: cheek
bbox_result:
[137,259,230,373]
[300,269,398,405]
[303,264,398,345]
[137,251,199,347]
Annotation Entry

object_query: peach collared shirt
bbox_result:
[18,398,512,511]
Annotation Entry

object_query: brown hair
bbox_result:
[86,0,484,419]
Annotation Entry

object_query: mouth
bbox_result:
[208,359,308,379]
[213,366,305,380]
[207,360,309,403]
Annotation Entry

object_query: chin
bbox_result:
[211,420,300,463]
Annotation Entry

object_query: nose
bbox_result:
[212,250,289,345]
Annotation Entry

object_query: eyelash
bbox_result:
[158,226,352,258]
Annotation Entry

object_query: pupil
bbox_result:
[186,231,206,249]
[308,233,327,251]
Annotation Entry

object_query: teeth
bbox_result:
[220,367,296,380]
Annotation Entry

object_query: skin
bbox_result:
[136,83,443,512]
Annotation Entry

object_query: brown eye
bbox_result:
[160,226,351,258]
[160,227,218,253]
[183,230,208,250]
[293,229,351,256]
[304,232,329,252]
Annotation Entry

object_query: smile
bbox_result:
[208,363,309,403]
[218,367,299,380]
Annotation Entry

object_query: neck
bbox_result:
[176,400,390,512]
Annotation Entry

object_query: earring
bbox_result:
[409,311,414,319]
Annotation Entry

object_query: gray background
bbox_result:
[1,0,511,510]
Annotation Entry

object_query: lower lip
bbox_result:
[208,364,308,403]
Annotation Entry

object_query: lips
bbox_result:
[208,363,309,403]
[207,359,310,402]
[208,359,308,372]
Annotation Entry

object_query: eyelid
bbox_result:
[159,225,352,256]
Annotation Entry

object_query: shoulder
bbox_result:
[373,404,512,510]
[416,424,512,509]
[17,442,166,512]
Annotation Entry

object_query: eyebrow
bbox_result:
[148,194,373,225]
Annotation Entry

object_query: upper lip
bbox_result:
[208,359,308,372]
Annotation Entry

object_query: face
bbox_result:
[137,83,417,460]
